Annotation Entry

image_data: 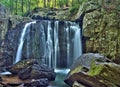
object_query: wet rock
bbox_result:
[6,59,38,74]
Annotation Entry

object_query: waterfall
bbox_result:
[54,21,60,68]
[15,21,36,63]
[65,21,70,67]
[72,23,82,60]
[46,21,53,68]
[15,20,82,68]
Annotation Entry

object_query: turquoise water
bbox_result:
[48,69,70,87]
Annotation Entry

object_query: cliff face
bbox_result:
[77,0,120,63]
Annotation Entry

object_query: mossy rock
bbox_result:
[6,59,38,74]
[65,53,120,87]
[88,62,120,86]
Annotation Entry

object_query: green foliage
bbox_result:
[69,4,80,14]
[0,0,87,16]
[69,0,87,14]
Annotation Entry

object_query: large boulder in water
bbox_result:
[64,53,120,87]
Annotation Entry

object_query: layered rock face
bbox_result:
[77,0,120,63]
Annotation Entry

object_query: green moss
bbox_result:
[100,63,120,86]
[88,60,104,76]
[69,65,82,75]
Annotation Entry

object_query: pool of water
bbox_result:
[48,69,70,87]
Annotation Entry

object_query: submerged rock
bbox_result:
[65,53,120,87]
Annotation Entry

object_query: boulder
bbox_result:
[65,53,120,87]
[18,64,56,81]
[69,53,110,75]
[6,59,38,74]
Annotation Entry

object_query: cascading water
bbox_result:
[72,23,82,60]
[15,20,82,69]
[15,21,36,63]
[46,21,53,68]
[65,21,70,67]
[53,21,60,68]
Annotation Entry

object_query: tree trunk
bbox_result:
[28,0,31,11]
[21,0,24,15]
[15,0,18,15]
[44,0,46,7]
[10,0,13,14]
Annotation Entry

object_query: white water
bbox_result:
[65,22,70,67]
[15,21,36,63]
[54,21,60,68]
[26,26,30,58]
[46,21,53,68]
[71,23,82,60]
[0,71,11,75]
